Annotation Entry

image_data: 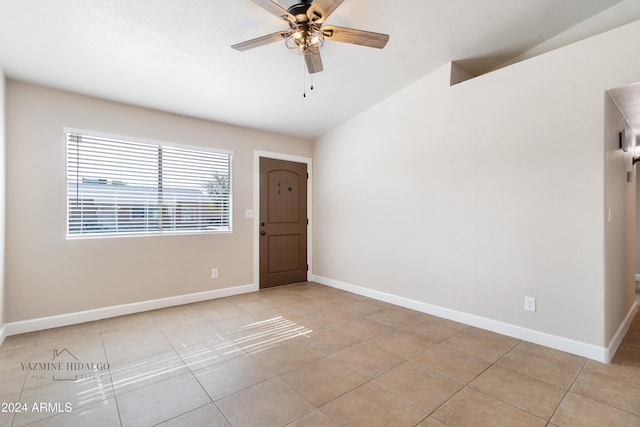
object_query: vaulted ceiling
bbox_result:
[1,0,638,139]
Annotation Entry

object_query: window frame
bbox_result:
[64,127,233,239]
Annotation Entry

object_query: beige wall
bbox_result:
[313,21,640,349]
[5,81,312,322]
[0,69,5,331]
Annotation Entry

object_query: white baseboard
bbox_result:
[605,300,638,362]
[7,277,634,364]
[311,274,615,363]
[3,283,257,337]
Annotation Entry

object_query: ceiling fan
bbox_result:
[232,0,390,74]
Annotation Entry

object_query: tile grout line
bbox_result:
[562,358,640,419]
[178,311,258,427]
[147,310,216,426]
[175,313,307,426]
[98,320,124,427]
[541,351,589,424]
[423,338,560,425]
[420,356,494,424]
[205,285,396,425]
[11,336,37,427]
[296,317,464,425]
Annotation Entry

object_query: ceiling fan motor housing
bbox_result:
[287,3,313,24]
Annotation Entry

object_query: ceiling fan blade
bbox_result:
[307,0,344,23]
[304,51,323,74]
[250,0,295,22]
[231,31,287,51]
[322,25,389,49]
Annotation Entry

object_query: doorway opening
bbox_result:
[608,83,640,307]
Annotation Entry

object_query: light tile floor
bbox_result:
[0,282,638,426]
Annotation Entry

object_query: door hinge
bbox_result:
[306,218,309,225]
[306,172,309,179]
[306,264,309,271]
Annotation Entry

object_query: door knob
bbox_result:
[260,231,266,236]
[261,222,266,226]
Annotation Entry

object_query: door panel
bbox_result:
[260,158,307,288]
[268,234,300,272]
[268,170,301,223]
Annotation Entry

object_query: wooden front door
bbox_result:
[259,157,308,288]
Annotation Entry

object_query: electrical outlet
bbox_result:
[211,268,218,279]
[524,296,536,312]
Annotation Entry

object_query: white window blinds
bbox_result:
[66,131,232,237]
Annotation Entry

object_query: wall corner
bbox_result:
[0,68,6,345]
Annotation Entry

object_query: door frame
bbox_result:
[253,150,312,290]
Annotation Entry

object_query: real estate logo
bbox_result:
[20,348,110,381]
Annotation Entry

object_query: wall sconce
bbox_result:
[620,129,628,152]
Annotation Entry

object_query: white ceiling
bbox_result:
[0,0,637,139]
[609,83,640,137]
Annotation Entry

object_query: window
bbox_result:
[66,130,232,237]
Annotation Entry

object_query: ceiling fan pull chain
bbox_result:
[310,73,314,91]
[303,61,307,98]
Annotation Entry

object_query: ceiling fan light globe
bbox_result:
[285,33,303,54]
[307,29,324,50]
[285,26,324,55]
